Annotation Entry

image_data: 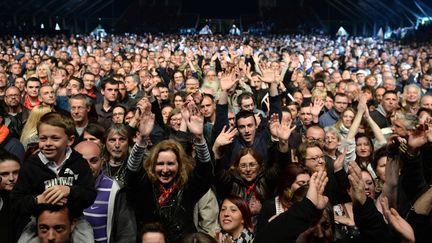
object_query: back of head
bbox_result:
[181,232,217,243]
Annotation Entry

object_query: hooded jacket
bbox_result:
[11,149,96,234]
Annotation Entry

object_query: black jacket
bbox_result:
[11,149,96,235]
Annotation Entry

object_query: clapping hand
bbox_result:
[347,162,366,205]
[380,196,415,243]
[306,169,329,210]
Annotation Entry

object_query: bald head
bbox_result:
[75,141,102,178]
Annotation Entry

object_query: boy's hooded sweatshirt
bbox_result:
[11,149,96,234]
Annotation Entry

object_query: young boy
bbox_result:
[11,111,96,239]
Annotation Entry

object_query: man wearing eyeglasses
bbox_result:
[3,86,29,139]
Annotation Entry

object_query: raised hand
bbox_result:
[214,125,238,147]
[269,113,296,141]
[306,170,329,210]
[310,98,324,118]
[184,102,204,138]
[348,162,366,205]
[220,70,238,91]
[333,148,347,172]
[138,108,155,139]
[380,196,415,243]
[260,67,276,83]
[407,124,428,150]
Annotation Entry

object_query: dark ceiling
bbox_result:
[0,0,430,34]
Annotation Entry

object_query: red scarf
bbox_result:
[23,95,40,110]
[246,182,256,197]
[0,125,10,144]
[158,183,176,206]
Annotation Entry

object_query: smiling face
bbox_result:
[305,146,325,173]
[237,153,260,182]
[341,110,355,128]
[155,150,179,185]
[38,124,74,165]
[219,200,245,238]
[324,130,339,151]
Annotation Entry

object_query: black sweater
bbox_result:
[254,197,392,243]
[11,150,96,234]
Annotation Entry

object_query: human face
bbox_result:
[69,99,89,124]
[201,97,215,119]
[37,209,74,243]
[219,200,244,238]
[106,133,128,161]
[5,87,21,107]
[37,65,48,79]
[365,76,377,87]
[324,131,339,151]
[240,97,255,112]
[82,74,95,91]
[161,106,173,124]
[362,171,375,198]
[291,173,310,192]
[383,79,396,91]
[26,80,41,98]
[237,153,260,182]
[173,72,184,84]
[66,80,81,96]
[305,147,325,172]
[299,107,312,125]
[421,96,432,109]
[376,156,387,182]
[0,160,20,191]
[293,92,303,105]
[102,83,119,102]
[124,111,135,124]
[173,95,184,109]
[112,107,126,124]
[124,76,138,93]
[405,87,419,103]
[375,88,385,103]
[75,143,102,178]
[237,116,257,146]
[38,124,74,164]
[304,127,325,147]
[333,95,348,113]
[83,132,101,147]
[228,111,235,128]
[355,137,371,158]
[391,118,408,137]
[324,96,333,111]
[155,150,179,185]
[341,110,355,128]
[169,113,182,131]
[159,87,169,101]
[185,79,199,94]
[14,77,25,92]
[420,74,432,89]
[382,93,397,113]
[39,86,56,105]
[142,232,166,243]
[288,105,298,118]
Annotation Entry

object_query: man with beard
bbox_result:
[95,79,119,129]
[3,86,29,138]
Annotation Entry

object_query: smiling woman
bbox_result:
[218,196,254,243]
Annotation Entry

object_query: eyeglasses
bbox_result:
[238,163,259,170]
[113,112,125,116]
[6,94,20,98]
[305,155,325,163]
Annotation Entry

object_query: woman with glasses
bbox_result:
[212,125,292,229]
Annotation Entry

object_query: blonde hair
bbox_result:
[144,139,193,188]
[20,105,52,148]
[36,63,53,85]
[312,87,327,101]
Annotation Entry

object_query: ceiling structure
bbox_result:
[0,0,430,35]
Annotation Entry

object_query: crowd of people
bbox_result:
[0,33,432,243]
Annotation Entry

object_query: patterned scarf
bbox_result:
[221,228,254,243]
[158,183,176,206]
